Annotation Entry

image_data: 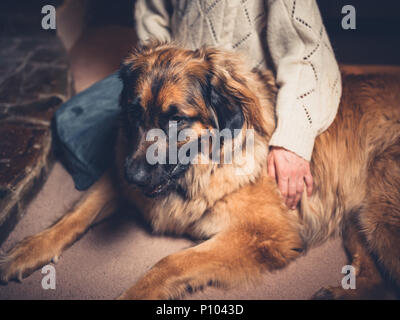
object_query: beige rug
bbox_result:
[0,162,347,300]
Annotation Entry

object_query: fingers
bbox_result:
[286,176,297,209]
[267,147,313,210]
[285,174,305,209]
[277,174,289,205]
[267,154,276,180]
[293,178,304,209]
[304,171,313,197]
[269,152,289,206]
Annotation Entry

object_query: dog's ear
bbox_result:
[198,47,267,137]
[119,62,134,100]
[207,78,245,136]
[119,61,143,100]
[119,62,131,82]
[119,62,137,85]
[197,48,243,135]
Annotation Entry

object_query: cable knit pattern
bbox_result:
[134,0,342,160]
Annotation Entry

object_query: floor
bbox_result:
[0,4,72,245]
[0,162,347,299]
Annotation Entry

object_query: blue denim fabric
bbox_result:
[52,72,122,190]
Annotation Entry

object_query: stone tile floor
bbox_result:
[0,0,135,247]
[0,34,72,244]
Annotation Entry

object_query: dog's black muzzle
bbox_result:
[124,156,189,197]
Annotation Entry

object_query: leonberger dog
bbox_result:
[1,42,400,300]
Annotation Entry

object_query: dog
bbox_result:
[1,42,400,300]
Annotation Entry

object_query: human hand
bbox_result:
[267,146,313,209]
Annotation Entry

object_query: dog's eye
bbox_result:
[171,115,188,125]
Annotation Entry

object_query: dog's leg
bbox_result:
[359,144,400,292]
[0,172,118,283]
[314,143,400,300]
[118,229,301,300]
[312,216,394,300]
[118,177,303,300]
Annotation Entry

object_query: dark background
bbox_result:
[0,0,400,64]
[318,0,400,64]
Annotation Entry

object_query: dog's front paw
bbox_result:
[0,233,61,284]
[312,286,356,300]
[311,287,336,300]
[117,285,168,300]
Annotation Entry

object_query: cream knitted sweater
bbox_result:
[134,0,342,161]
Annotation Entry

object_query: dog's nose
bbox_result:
[124,158,148,187]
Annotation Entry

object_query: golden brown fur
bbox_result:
[1,43,400,299]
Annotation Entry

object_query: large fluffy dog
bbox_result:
[1,43,400,299]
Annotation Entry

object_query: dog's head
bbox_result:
[118,41,269,198]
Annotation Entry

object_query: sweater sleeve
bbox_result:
[266,0,342,161]
[135,0,173,44]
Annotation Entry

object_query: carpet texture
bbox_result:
[0,162,347,300]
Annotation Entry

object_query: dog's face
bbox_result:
[118,43,263,197]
